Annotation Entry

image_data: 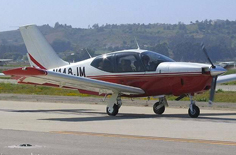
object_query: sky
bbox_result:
[0,0,236,32]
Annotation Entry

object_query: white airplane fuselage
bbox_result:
[43,49,225,97]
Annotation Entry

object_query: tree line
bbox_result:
[0,20,236,62]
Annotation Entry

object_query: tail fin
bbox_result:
[20,25,69,69]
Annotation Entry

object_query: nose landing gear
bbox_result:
[188,95,200,118]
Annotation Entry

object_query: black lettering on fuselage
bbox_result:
[76,67,79,76]
[68,68,73,75]
[63,68,66,74]
[79,67,86,77]
[52,67,86,77]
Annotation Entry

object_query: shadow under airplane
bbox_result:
[4,108,236,123]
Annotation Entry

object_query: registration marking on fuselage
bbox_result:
[51,131,236,146]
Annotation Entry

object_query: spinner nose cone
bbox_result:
[210,66,226,76]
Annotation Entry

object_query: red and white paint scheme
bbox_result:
[3,25,236,118]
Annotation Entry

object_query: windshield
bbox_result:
[141,51,174,71]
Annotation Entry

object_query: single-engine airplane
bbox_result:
[3,25,236,118]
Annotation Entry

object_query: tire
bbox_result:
[188,105,200,118]
[106,104,119,116]
[153,101,165,115]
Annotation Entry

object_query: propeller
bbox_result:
[201,43,215,69]
[201,43,218,105]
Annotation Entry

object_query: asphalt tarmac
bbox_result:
[0,99,236,154]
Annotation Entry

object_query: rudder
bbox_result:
[20,25,69,69]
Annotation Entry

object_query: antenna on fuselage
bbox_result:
[85,48,92,58]
[134,37,140,50]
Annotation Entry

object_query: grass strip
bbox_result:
[0,83,235,103]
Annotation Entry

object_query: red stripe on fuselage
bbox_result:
[28,53,46,69]
[88,72,205,78]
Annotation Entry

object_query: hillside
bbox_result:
[1,20,236,62]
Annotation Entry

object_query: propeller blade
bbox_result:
[209,76,218,105]
[201,43,215,68]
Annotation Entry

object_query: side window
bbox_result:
[91,55,114,72]
[115,54,143,72]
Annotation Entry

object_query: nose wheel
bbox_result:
[188,104,200,118]
[188,95,200,118]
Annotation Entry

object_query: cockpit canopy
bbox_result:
[91,50,174,73]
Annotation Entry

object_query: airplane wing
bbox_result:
[3,67,145,95]
[217,74,236,84]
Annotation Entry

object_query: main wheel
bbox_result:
[153,101,165,115]
[106,104,119,116]
[188,104,200,118]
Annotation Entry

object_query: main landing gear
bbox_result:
[106,94,168,116]
[106,92,122,116]
[153,97,168,115]
[188,95,200,118]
